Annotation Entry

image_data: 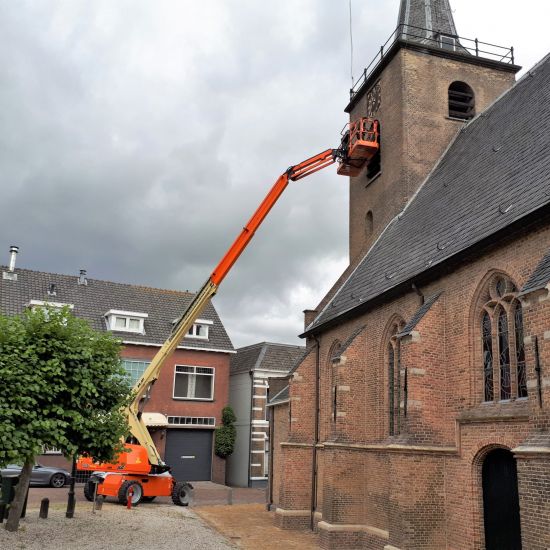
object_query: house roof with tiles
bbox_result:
[0,265,234,353]
[230,342,305,375]
[306,52,550,335]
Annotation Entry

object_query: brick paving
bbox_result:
[195,503,320,549]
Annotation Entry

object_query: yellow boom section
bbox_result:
[125,279,218,467]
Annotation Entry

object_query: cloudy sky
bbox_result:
[1,0,548,348]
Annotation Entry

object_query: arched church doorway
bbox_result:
[482,448,522,549]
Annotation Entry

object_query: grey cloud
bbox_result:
[0,0,547,347]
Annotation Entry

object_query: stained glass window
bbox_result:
[388,343,395,435]
[514,303,528,398]
[498,309,511,400]
[482,312,494,402]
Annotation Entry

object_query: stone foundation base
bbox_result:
[318,521,390,549]
[274,508,311,530]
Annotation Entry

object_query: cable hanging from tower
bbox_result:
[349,0,355,88]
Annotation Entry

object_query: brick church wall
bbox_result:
[275,222,550,548]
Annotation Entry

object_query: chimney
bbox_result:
[8,245,18,272]
[2,246,19,281]
[78,269,88,286]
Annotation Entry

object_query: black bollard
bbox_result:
[0,504,5,523]
[66,457,77,518]
[39,498,49,519]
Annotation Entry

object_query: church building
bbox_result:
[269,1,550,548]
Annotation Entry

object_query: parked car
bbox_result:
[0,464,71,488]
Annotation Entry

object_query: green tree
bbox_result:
[0,306,132,532]
[214,406,237,459]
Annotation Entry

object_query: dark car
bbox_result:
[1,464,71,488]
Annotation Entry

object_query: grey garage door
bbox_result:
[165,429,213,481]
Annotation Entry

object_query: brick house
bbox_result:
[226,342,304,487]
[0,252,234,483]
[270,2,550,549]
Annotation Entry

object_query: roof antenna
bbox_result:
[349,0,354,88]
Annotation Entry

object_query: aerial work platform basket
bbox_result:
[337,117,379,177]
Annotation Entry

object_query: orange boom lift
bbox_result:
[77,118,379,506]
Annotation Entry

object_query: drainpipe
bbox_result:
[267,396,275,510]
[247,369,254,487]
[310,336,321,530]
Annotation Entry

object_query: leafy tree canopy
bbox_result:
[0,306,132,467]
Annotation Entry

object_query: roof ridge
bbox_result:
[1,265,195,297]
[236,341,305,351]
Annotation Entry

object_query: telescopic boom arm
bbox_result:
[127,147,339,469]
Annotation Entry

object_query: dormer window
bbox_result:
[27,299,74,311]
[105,309,148,334]
[184,319,213,340]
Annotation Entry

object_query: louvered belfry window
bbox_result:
[448,81,475,120]
[480,276,527,402]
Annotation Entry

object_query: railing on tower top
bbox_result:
[350,23,515,100]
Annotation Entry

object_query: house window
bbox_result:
[184,319,213,340]
[479,275,527,402]
[105,309,148,334]
[448,81,475,120]
[121,359,150,386]
[42,446,62,455]
[173,365,214,400]
[167,416,216,426]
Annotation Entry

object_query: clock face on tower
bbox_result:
[366,82,381,117]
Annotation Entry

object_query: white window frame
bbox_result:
[105,309,148,335]
[167,416,216,427]
[439,34,456,51]
[173,365,215,401]
[42,446,62,455]
[121,359,151,386]
[183,318,213,340]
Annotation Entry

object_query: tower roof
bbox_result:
[398,0,458,42]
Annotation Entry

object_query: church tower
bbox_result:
[347,0,520,261]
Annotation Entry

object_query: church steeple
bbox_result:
[344,0,519,262]
[398,0,458,42]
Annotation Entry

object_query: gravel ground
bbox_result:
[0,502,235,549]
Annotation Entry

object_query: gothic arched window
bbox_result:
[387,319,404,435]
[482,311,494,402]
[479,275,527,402]
[514,301,528,399]
[329,340,342,424]
[498,307,511,400]
[448,81,475,120]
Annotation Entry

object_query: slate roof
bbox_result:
[307,53,550,335]
[520,248,550,294]
[0,266,234,352]
[231,342,305,375]
[398,0,458,40]
[398,293,442,337]
[267,385,290,407]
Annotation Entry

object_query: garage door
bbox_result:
[165,429,213,481]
